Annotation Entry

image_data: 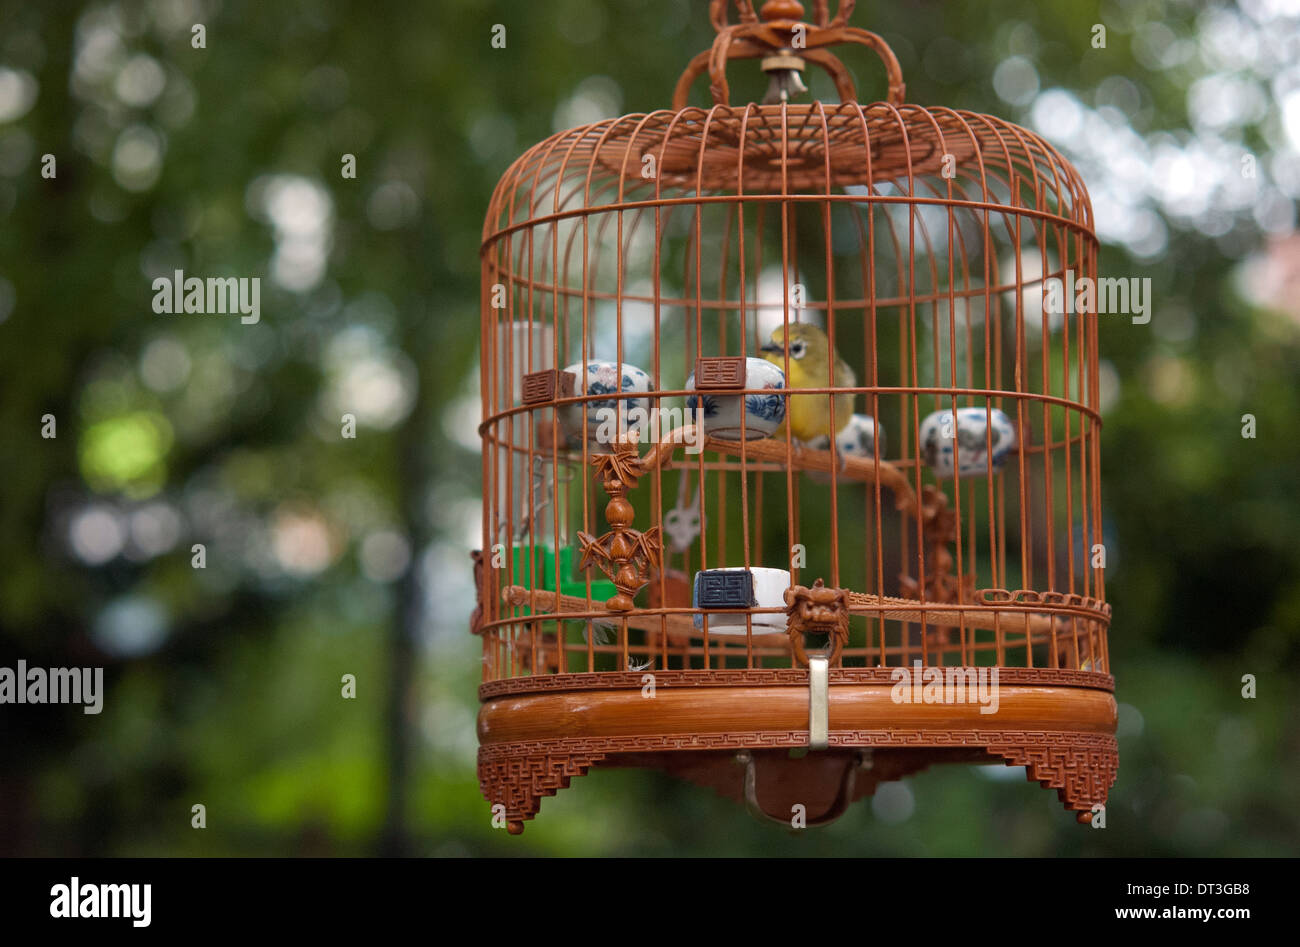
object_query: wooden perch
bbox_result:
[841,590,1061,636]
[635,424,919,518]
[703,435,918,516]
[502,585,729,640]
[502,584,1067,640]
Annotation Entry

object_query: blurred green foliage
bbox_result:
[0,0,1297,856]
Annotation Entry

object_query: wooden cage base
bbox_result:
[477,670,1118,833]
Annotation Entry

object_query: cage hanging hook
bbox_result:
[673,0,904,110]
[733,749,868,827]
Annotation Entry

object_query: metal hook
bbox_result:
[733,748,869,828]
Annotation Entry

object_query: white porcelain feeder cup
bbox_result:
[692,566,791,634]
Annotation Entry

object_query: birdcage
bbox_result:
[474,0,1116,834]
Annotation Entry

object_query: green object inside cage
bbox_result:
[508,544,616,603]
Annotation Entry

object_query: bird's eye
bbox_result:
[791,342,805,358]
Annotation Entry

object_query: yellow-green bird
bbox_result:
[759,323,856,442]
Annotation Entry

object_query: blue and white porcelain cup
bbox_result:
[558,361,653,450]
[685,357,785,441]
[802,413,886,482]
[918,406,1017,478]
[833,412,885,461]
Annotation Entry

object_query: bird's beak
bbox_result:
[759,342,782,356]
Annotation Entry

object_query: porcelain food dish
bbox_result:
[685,357,785,441]
[692,566,791,634]
[802,412,885,482]
[558,360,653,449]
[918,406,1016,478]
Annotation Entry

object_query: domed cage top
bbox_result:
[474,0,1116,834]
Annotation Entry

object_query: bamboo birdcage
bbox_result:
[474,0,1116,834]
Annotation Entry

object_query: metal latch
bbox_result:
[808,654,829,750]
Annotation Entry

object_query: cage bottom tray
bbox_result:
[477,668,1118,832]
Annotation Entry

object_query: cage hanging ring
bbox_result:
[673,9,904,110]
[786,625,846,666]
[709,1,853,31]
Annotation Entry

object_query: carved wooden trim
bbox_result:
[784,578,850,665]
[478,730,1117,830]
[481,730,1116,754]
[478,667,1116,700]
[985,734,1119,819]
[899,485,975,615]
[478,746,607,834]
[577,439,662,611]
